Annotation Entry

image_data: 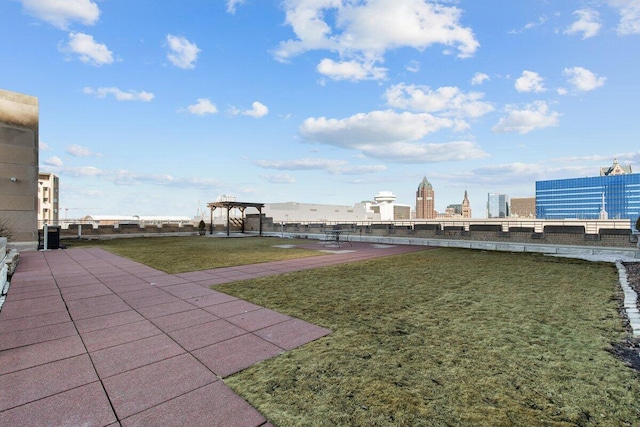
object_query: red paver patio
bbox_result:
[0,240,428,426]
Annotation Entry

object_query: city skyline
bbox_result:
[2,1,639,218]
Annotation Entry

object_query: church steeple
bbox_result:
[461,189,471,218]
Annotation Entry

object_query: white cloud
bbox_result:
[492,101,560,134]
[255,158,387,174]
[66,144,101,157]
[406,60,420,73]
[185,98,218,115]
[83,87,154,102]
[299,110,487,163]
[563,67,606,91]
[60,32,113,66]
[301,110,454,146]
[256,158,348,171]
[226,0,245,14]
[242,101,269,118]
[21,0,100,29]
[39,141,50,151]
[274,0,479,81]
[44,156,63,167]
[515,70,546,93]
[564,9,602,39]
[384,84,494,122]
[607,0,640,35]
[262,173,296,184]
[166,34,200,69]
[317,58,387,81]
[471,72,490,86]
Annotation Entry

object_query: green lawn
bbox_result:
[64,236,325,274]
[216,248,640,426]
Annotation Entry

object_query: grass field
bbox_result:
[216,248,640,426]
[64,236,325,274]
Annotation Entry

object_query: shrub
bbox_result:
[0,217,14,241]
[198,219,206,230]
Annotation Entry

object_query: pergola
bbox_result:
[206,201,265,236]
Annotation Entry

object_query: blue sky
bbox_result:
[2,0,639,218]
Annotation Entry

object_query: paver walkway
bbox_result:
[0,241,428,426]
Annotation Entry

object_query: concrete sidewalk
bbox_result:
[0,241,427,426]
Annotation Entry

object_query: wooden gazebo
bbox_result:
[206,201,265,236]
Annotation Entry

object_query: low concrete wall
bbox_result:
[254,220,638,249]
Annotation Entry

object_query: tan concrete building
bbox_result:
[416,177,435,219]
[0,89,39,243]
[510,197,536,218]
[38,172,59,225]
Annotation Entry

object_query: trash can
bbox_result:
[39,226,61,250]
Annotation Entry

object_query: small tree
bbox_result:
[636,216,640,231]
[198,219,206,230]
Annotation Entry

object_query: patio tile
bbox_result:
[185,291,238,308]
[203,299,263,319]
[162,283,214,299]
[126,293,181,309]
[0,321,77,351]
[0,296,67,320]
[65,293,121,307]
[81,319,163,352]
[168,319,246,351]
[226,308,291,332]
[144,275,190,287]
[135,300,196,319]
[103,353,218,419]
[0,310,71,333]
[3,287,60,300]
[55,275,101,288]
[117,287,165,301]
[254,319,331,351]
[74,309,145,334]
[91,334,185,378]
[120,381,266,427]
[151,309,219,333]
[192,334,283,377]
[60,283,113,300]
[0,354,98,411]
[0,381,116,427]
[0,335,86,375]
[68,299,131,321]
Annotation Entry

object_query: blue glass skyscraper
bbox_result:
[536,173,640,221]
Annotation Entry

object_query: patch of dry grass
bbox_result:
[218,248,640,426]
[65,236,324,274]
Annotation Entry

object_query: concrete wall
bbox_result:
[0,89,39,243]
[253,218,638,249]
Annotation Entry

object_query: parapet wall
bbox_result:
[254,217,638,249]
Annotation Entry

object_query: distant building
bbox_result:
[264,202,375,223]
[439,190,472,218]
[510,197,536,218]
[461,190,471,218]
[536,159,640,220]
[487,193,509,218]
[38,172,59,225]
[416,177,436,219]
[264,191,411,223]
[600,158,632,176]
[367,191,411,221]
